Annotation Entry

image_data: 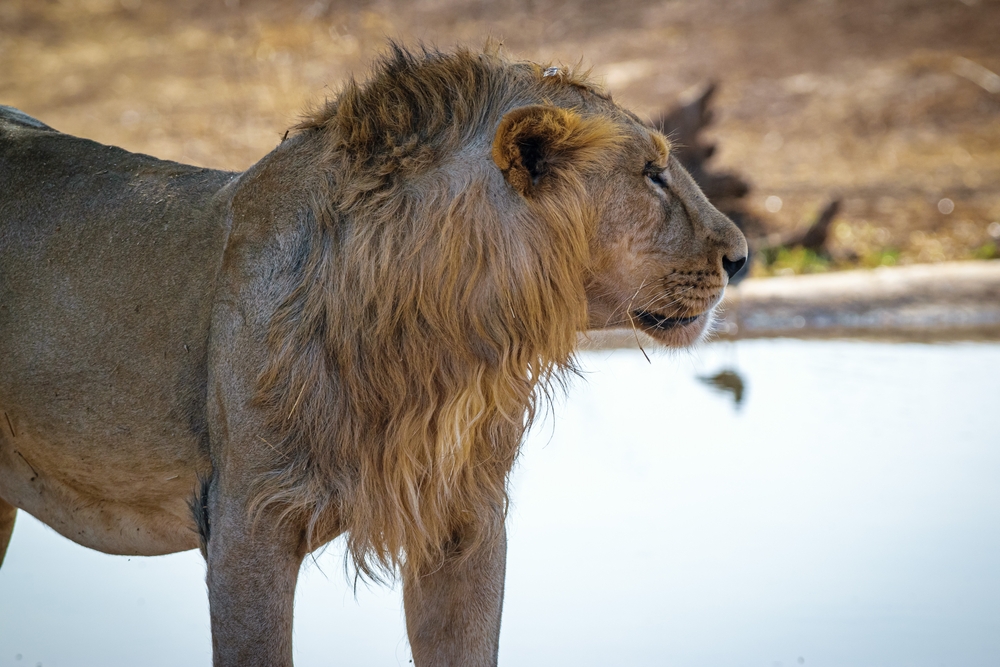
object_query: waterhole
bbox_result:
[1,340,997,666]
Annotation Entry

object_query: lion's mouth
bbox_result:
[631,310,701,331]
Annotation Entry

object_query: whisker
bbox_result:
[626,311,652,364]
[605,277,648,328]
[632,284,696,315]
[624,277,651,363]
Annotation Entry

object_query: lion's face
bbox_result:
[583,126,748,346]
[491,92,747,348]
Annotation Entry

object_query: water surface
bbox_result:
[1,340,997,666]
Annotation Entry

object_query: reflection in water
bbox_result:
[698,368,746,406]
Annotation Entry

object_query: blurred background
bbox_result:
[2,0,999,274]
[1,2,999,666]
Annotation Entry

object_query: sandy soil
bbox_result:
[2,0,999,275]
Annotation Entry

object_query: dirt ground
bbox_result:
[2,0,999,276]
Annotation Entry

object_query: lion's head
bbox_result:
[252,44,746,578]
[490,90,747,347]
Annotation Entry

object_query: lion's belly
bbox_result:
[0,414,203,555]
[0,314,216,555]
[0,296,214,556]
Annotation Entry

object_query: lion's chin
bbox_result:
[631,308,713,347]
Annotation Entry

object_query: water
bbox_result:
[1,340,998,667]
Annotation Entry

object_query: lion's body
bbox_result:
[0,46,746,666]
[0,111,233,554]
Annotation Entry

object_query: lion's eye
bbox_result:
[644,163,669,189]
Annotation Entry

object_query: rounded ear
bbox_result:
[491,105,586,196]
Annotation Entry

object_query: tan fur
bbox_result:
[0,44,745,665]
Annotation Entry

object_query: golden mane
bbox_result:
[253,44,620,580]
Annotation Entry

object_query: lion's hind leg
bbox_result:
[0,496,16,568]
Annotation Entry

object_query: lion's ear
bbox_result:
[492,105,602,196]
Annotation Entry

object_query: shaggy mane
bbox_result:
[253,43,619,580]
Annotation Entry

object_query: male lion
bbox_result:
[0,45,745,665]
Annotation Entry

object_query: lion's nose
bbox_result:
[722,254,747,281]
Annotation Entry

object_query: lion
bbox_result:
[0,44,746,665]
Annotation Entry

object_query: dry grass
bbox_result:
[2,0,999,273]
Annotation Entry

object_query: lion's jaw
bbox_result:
[629,296,723,347]
[585,278,726,347]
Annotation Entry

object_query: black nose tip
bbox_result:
[722,255,747,281]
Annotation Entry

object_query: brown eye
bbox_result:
[644,162,668,188]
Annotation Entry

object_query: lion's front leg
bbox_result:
[403,526,507,667]
[205,481,306,667]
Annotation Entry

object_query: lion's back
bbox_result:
[0,107,236,375]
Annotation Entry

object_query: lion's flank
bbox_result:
[252,44,621,580]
